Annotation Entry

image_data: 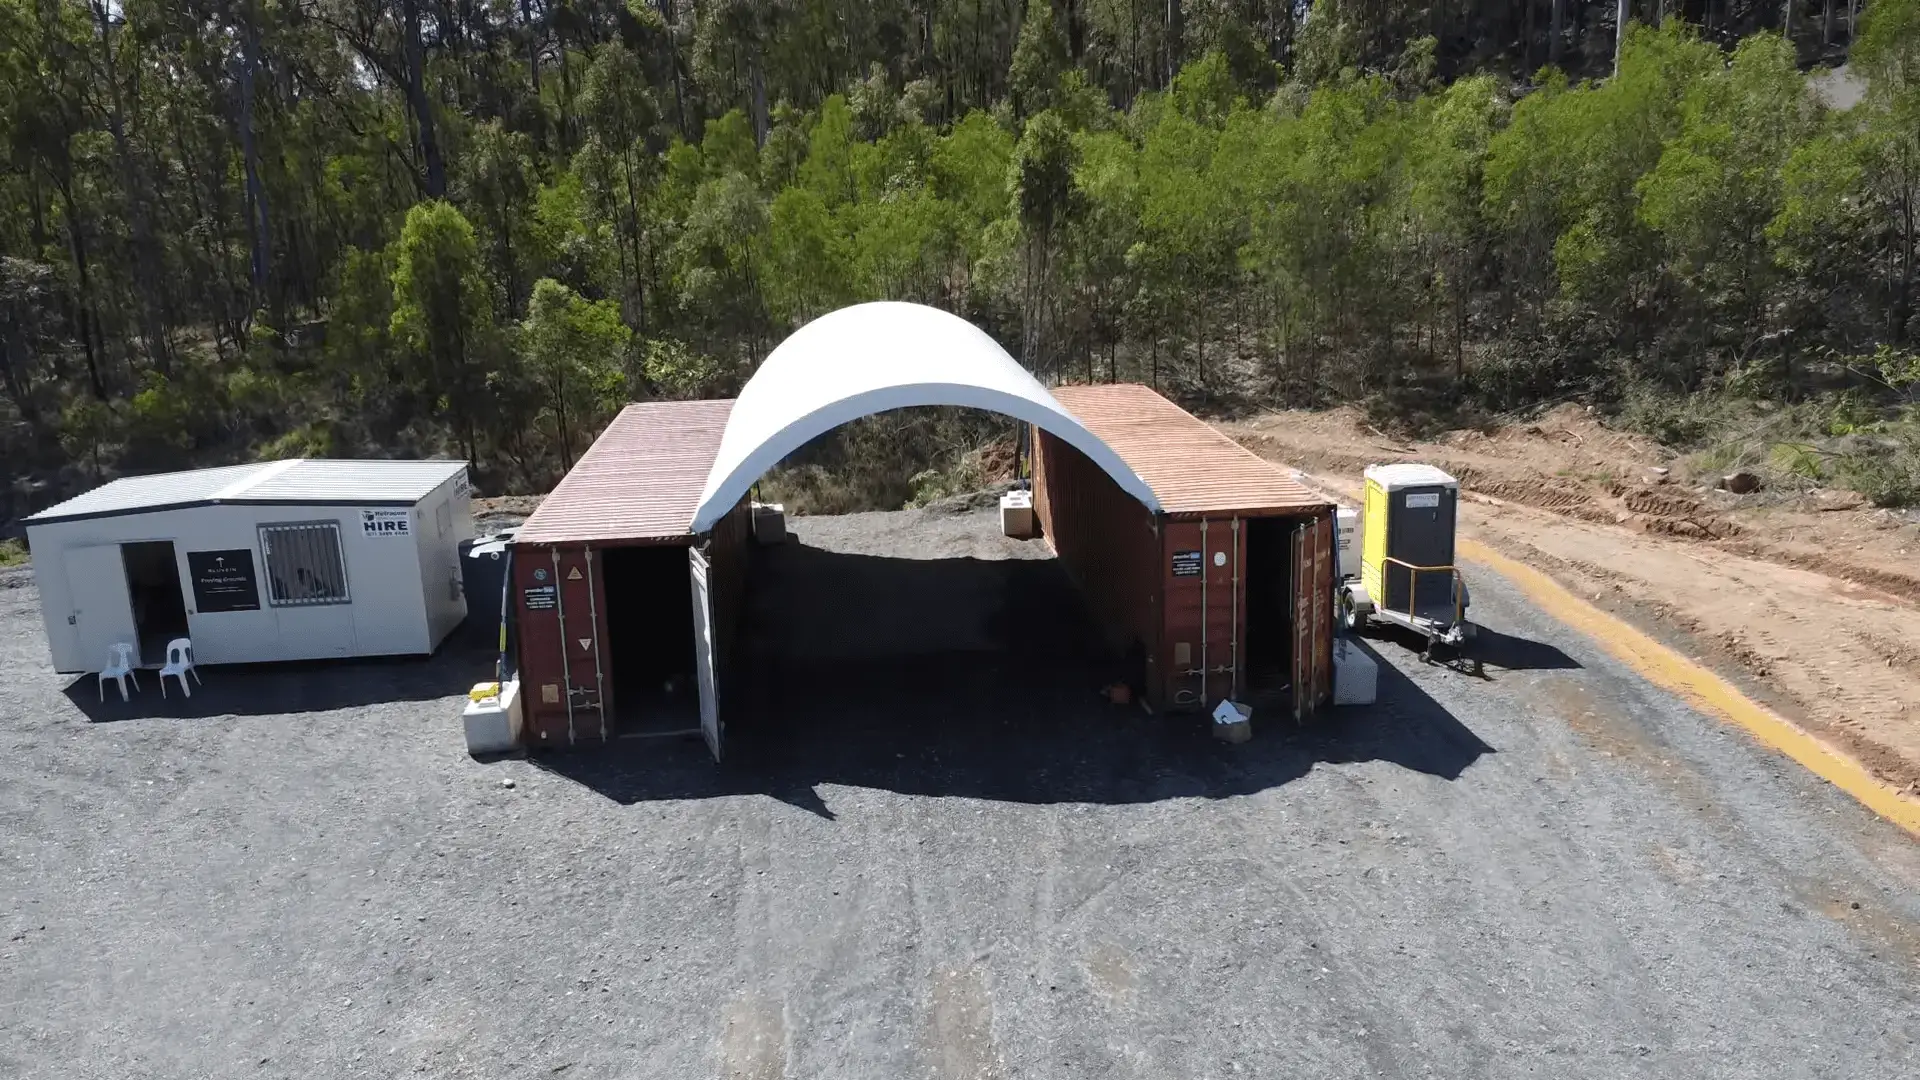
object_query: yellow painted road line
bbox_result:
[1460,536,1920,839]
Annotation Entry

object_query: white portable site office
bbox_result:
[24,459,474,672]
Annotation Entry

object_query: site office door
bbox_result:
[67,545,137,670]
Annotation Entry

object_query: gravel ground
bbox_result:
[3,507,1919,1079]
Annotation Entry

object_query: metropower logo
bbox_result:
[362,509,411,537]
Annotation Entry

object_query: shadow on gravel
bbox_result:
[1360,623,1581,676]
[63,637,494,722]
[534,540,1495,815]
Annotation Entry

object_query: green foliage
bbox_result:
[2,0,1916,516]
[931,112,1015,228]
[1010,110,1081,235]
[520,279,630,468]
[1007,1,1069,120]
[801,96,860,207]
[640,338,723,399]
[1637,33,1819,322]
[0,538,27,567]
[761,188,853,325]
[1169,51,1243,128]
[389,201,496,460]
[1769,441,1826,479]
[257,423,340,461]
[702,110,761,181]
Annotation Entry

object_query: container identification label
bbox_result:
[1405,492,1441,508]
[523,584,557,611]
[362,508,411,536]
[1171,550,1203,577]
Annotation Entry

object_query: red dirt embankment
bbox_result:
[1222,405,1920,796]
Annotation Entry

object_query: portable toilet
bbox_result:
[1359,464,1460,624]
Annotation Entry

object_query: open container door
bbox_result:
[1310,512,1333,710]
[67,545,137,670]
[689,547,722,762]
[1292,523,1313,722]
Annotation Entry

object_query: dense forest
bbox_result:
[2,0,1917,522]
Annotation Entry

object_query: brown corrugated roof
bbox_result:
[515,399,735,545]
[1052,383,1329,517]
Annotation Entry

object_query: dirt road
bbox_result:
[1224,407,1920,798]
[5,509,1920,1078]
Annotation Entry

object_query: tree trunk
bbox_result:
[239,2,272,299]
[0,308,41,430]
[1524,0,1536,69]
[1164,0,1183,86]
[1615,0,1631,77]
[1822,0,1834,44]
[658,0,688,138]
[749,41,769,148]
[401,0,447,197]
[1454,270,1467,382]
[56,178,106,400]
[1549,0,1564,65]
[92,1,173,374]
[623,150,648,332]
[521,0,542,95]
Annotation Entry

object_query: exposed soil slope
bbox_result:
[1222,405,1920,795]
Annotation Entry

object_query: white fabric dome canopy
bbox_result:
[690,302,1162,532]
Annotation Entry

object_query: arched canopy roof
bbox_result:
[691,302,1162,532]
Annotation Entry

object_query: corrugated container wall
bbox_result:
[515,543,615,746]
[1031,427,1163,688]
[1033,424,1337,716]
[1159,517,1244,711]
[705,499,753,676]
[512,498,751,750]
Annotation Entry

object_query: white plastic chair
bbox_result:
[159,638,200,699]
[99,642,140,702]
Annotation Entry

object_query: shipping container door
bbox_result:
[1292,525,1313,722]
[1310,513,1333,710]
[67,545,137,670]
[550,547,609,744]
[690,547,721,762]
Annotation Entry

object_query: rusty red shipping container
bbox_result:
[510,400,750,748]
[1039,384,1337,715]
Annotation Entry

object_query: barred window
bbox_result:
[259,522,351,606]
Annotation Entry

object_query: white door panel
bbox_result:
[690,548,721,762]
[66,546,137,670]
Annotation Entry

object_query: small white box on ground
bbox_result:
[463,678,523,754]
[1000,489,1035,539]
[1211,699,1253,743]
[1332,638,1378,706]
[751,501,786,545]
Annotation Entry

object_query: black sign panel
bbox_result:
[188,549,261,613]
[523,584,557,611]
[1171,550,1203,578]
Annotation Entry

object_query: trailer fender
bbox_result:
[1339,582,1373,631]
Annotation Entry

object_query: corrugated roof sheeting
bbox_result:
[25,463,278,522]
[25,458,467,524]
[1051,383,1330,517]
[245,459,468,502]
[515,399,736,545]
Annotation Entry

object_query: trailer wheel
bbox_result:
[1341,590,1368,633]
